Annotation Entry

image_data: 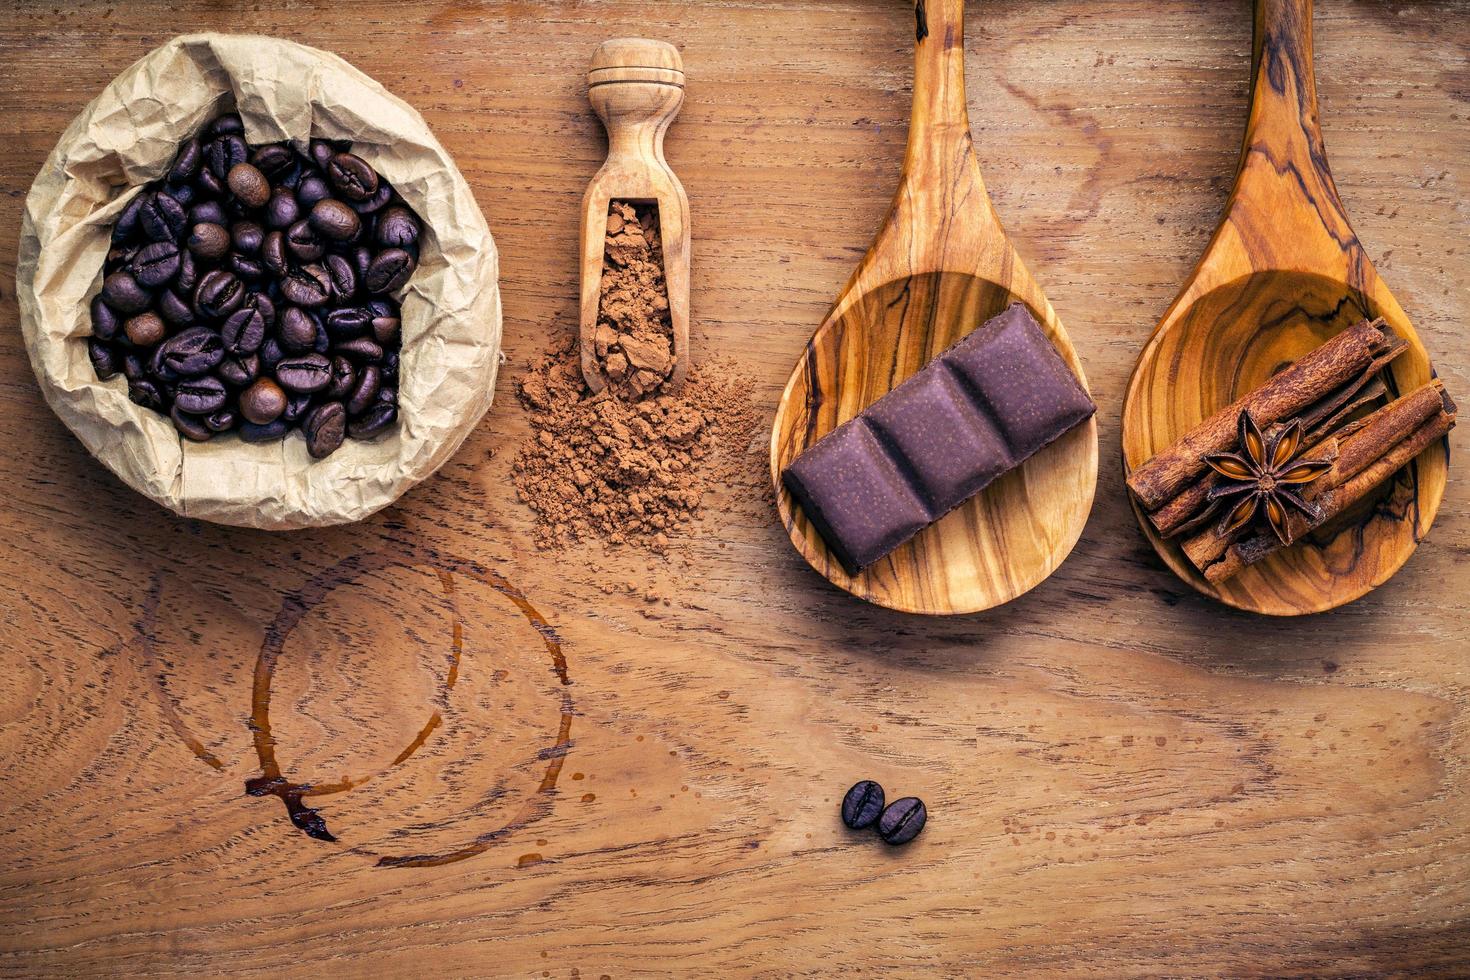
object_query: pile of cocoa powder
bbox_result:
[511,201,758,553]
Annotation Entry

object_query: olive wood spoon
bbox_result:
[770,0,1098,615]
[1121,0,1448,616]
[580,38,691,394]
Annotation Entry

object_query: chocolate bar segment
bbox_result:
[783,303,1095,573]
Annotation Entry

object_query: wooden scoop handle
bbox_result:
[579,38,691,393]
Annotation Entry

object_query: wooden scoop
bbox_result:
[580,38,691,394]
[1121,0,1448,616]
[769,0,1099,615]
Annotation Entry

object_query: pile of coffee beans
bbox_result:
[841,780,927,846]
[88,111,422,458]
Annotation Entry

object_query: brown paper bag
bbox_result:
[16,33,501,529]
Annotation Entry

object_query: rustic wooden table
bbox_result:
[2,1,1466,975]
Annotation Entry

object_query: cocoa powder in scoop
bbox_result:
[591,201,675,397]
[512,340,756,552]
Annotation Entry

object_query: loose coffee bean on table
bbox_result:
[86,112,422,458]
[877,797,927,846]
[841,780,886,830]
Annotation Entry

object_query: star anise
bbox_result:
[1204,410,1333,543]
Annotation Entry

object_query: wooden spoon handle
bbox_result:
[1229,0,1358,273]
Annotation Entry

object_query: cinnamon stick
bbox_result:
[1128,319,1391,512]
[1143,325,1406,538]
[1182,382,1454,583]
[1206,398,1455,583]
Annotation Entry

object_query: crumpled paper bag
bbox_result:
[16,33,501,529]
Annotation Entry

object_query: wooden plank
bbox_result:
[0,1,1466,974]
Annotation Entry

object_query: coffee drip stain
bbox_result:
[135,538,574,868]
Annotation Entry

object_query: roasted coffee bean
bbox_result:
[347,401,396,440]
[122,352,147,382]
[324,254,357,300]
[128,378,166,411]
[240,377,288,425]
[88,339,119,380]
[171,404,215,441]
[140,191,188,242]
[239,419,289,443]
[168,182,196,207]
[173,375,228,415]
[376,205,420,249]
[207,133,248,179]
[274,353,332,394]
[195,165,225,198]
[297,173,331,208]
[101,270,152,313]
[188,222,231,261]
[189,200,227,227]
[286,219,325,262]
[208,113,244,137]
[262,230,289,276]
[259,336,285,371]
[203,407,237,432]
[345,363,382,416]
[148,343,177,382]
[381,351,399,384]
[227,163,271,208]
[280,264,331,307]
[176,249,200,294]
[336,336,384,363]
[158,288,193,326]
[370,314,401,347]
[352,245,373,279]
[303,401,347,458]
[158,326,225,377]
[124,311,167,347]
[312,327,332,355]
[222,306,267,356]
[325,306,370,339]
[877,797,926,846]
[90,296,122,341]
[230,253,267,280]
[309,198,360,241]
[308,139,336,171]
[325,355,356,400]
[232,220,264,255]
[194,269,245,319]
[327,152,378,201]
[377,385,397,408]
[217,352,259,387]
[264,187,299,229]
[282,392,314,424]
[130,241,182,288]
[277,306,320,352]
[250,144,294,179]
[364,248,416,294]
[113,193,146,243]
[350,181,394,215]
[841,780,886,830]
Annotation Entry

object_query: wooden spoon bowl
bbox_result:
[1122,0,1448,616]
[770,0,1098,615]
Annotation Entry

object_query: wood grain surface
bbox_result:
[1,0,1467,975]
[1122,0,1450,616]
[770,0,1099,614]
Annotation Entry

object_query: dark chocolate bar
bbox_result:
[783,304,1095,573]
